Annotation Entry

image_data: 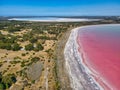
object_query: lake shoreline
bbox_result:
[64,26,105,90]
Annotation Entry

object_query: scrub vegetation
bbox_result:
[0,18,119,90]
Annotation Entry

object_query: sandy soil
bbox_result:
[0,33,56,90]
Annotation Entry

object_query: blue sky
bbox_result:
[0,0,120,16]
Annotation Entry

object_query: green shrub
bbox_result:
[21,61,26,67]
[12,43,22,51]
[34,43,43,51]
[7,27,21,32]
[1,74,16,89]
[0,83,5,90]
[0,43,12,50]
[21,53,26,56]
[25,44,34,51]
[31,57,40,63]
[29,38,37,43]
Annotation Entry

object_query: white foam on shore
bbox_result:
[64,26,105,90]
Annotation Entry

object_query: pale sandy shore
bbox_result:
[64,27,104,90]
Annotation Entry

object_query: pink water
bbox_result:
[78,24,120,90]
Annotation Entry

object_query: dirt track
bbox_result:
[55,28,72,90]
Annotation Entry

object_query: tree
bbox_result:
[7,27,21,32]
[29,38,37,43]
[25,44,34,51]
[2,74,16,89]
[12,43,22,51]
[2,76,13,85]
[31,57,40,63]
[5,43,12,50]
[0,83,5,90]
[0,43,12,50]
[36,43,44,51]
[2,37,16,44]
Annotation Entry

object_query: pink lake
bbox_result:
[78,24,120,90]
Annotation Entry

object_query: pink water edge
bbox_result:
[77,26,120,90]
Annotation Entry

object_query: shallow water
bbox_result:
[78,24,120,90]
